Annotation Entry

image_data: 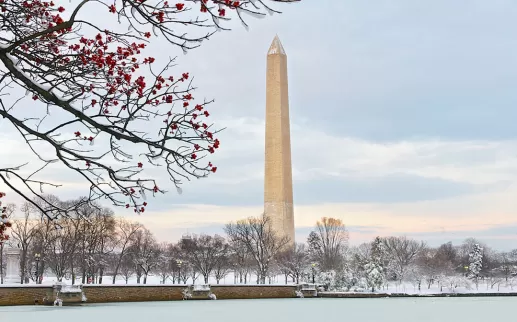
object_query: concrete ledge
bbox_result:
[319,292,517,298]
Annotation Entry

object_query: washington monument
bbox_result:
[264,35,295,245]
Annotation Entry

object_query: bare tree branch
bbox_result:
[0,0,298,219]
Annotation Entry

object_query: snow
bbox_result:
[0,284,51,288]
[238,7,267,21]
[0,297,515,322]
[58,285,83,294]
[468,244,483,279]
[2,272,517,295]
[300,283,317,290]
[193,284,210,291]
[5,52,52,92]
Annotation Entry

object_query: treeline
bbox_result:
[1,198,516,291]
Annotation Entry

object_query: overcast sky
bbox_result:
[1,0,517,250]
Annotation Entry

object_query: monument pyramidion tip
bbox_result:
[267,35,286,56]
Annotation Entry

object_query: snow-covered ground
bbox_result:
[1,272,289,286]
[1,297,515,322]
[368,280,517,294]
[2,273,516,295]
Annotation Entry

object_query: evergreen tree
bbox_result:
[364,237,386,292]
[371,237,387,264]
[467,244,483,289]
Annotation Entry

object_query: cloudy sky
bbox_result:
[2,0,517,250]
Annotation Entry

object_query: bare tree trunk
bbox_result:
[98,267,104,284]
[19,248,28,284]
[38,261,45,284]
[71,261,75,285]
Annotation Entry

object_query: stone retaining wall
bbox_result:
[82,285,186,303]
[212,285,297,300]
[0,284,297,306]
[3,285,515,306]
[0,285,52,306]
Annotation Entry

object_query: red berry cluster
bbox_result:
[0,0,246,214]
[0,192,12,242]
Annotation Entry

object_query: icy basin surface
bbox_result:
[1,297,515,322]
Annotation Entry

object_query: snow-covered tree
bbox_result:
[416,247,445,289]
[371,237,387,265]
[467,243,483,289]
[406,265,424,292]
[313,265,358,292]
[179,234,228,284]
[315,270,336,290]
[497,250,517,282]
[384,236,426,284]
[441,275,472,293]
[0,192,12,242]
[127,228,159,284]
[0,194,14,284]
[224,215,289,284]
[276,243,310,284]
[364,262,384,292]
[363,237,387,292]
[307,217,349,271]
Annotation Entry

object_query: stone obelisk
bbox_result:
[264,35,295,246]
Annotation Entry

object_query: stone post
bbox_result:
[5,247,21,284]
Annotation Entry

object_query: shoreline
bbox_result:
[319,292,517,298]
[2,283,517,306]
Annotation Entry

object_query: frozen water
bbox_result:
[0,297,516,322]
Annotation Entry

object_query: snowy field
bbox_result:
[3,273,517,296]
[1,297,516,322]
[1,273,275,286]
